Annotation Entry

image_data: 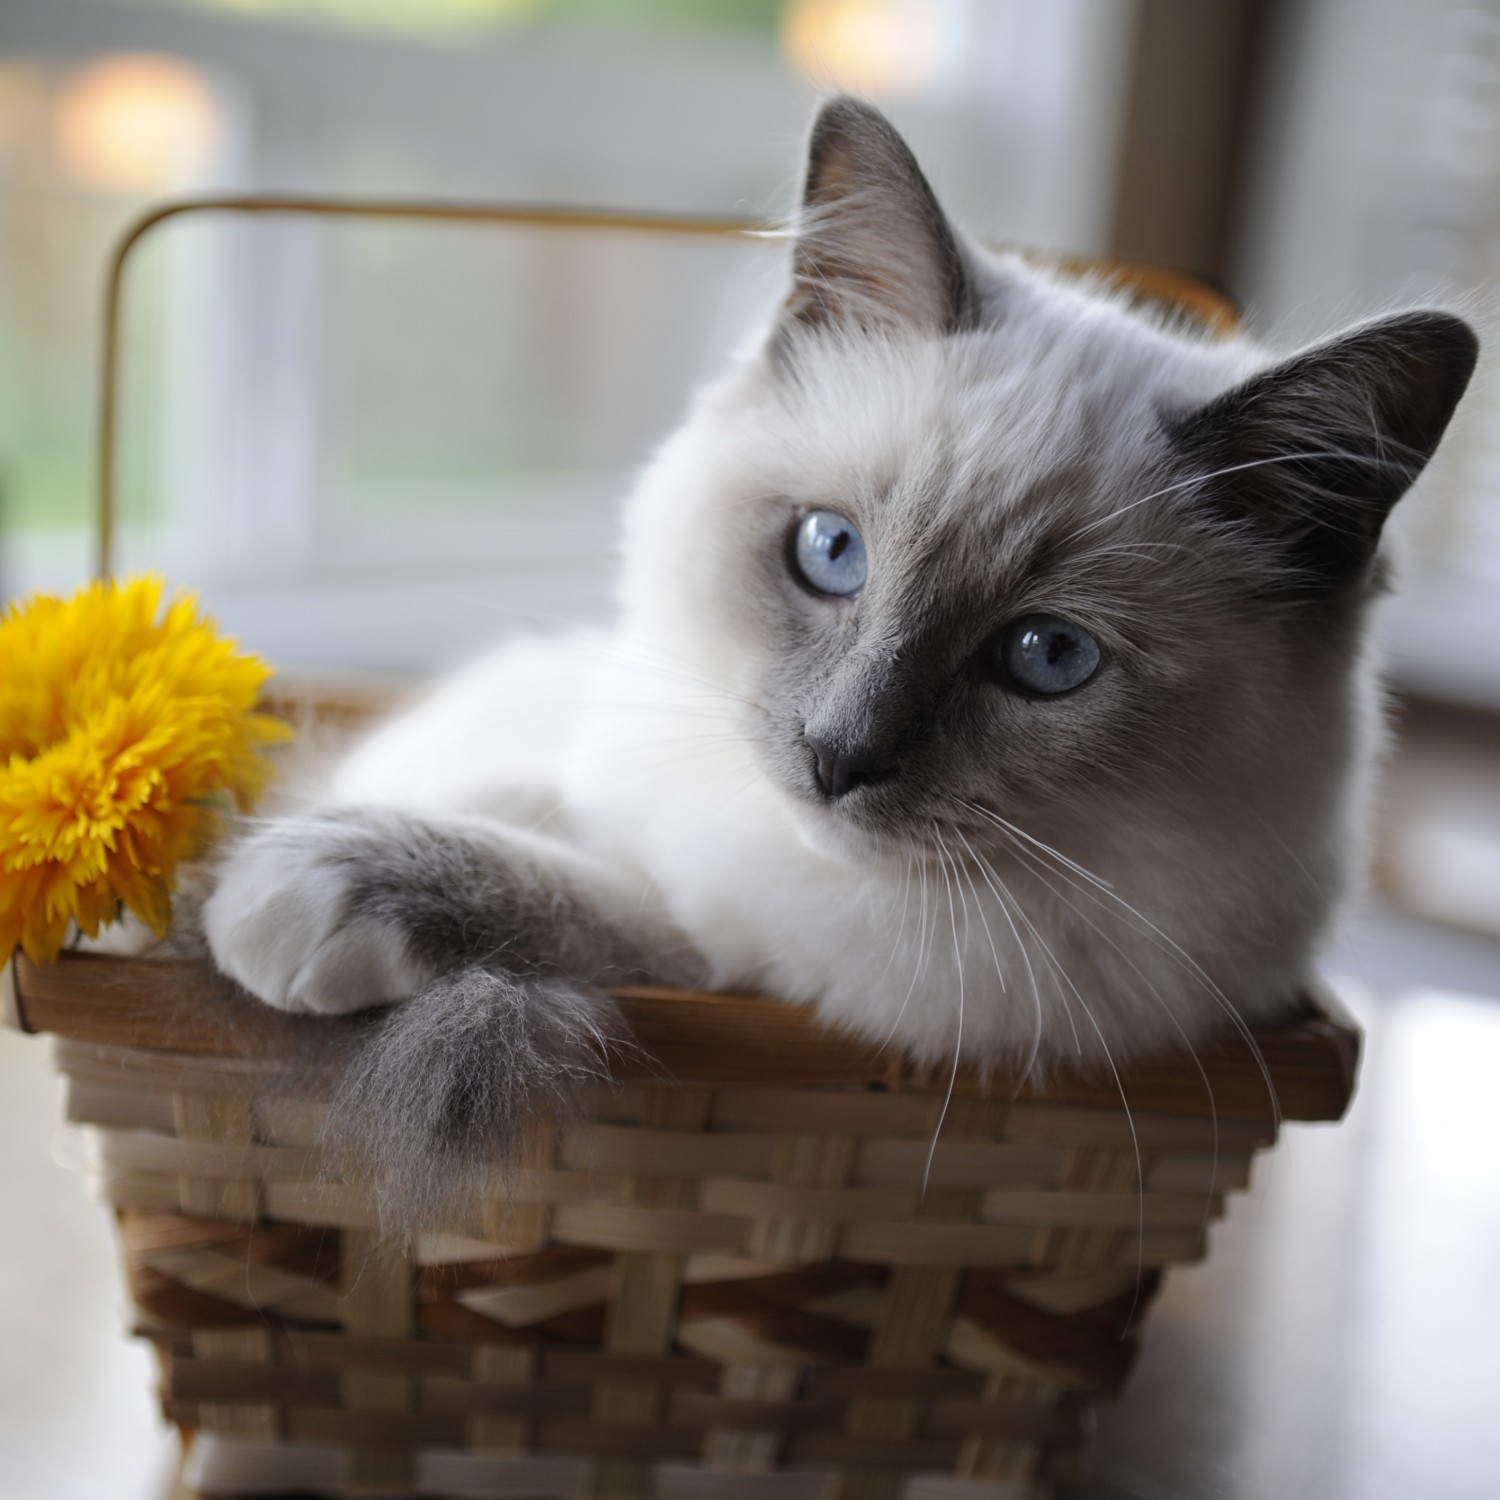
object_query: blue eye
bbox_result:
[793,510,867,597]
[1000,614,1101,695]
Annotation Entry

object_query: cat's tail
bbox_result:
[318,968,622,1240]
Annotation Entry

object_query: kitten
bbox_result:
[203,97,1477,1221]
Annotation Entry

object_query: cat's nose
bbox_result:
[805,732,897,798]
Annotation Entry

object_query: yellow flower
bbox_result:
[0,577,290,963]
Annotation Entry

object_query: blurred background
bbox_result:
[1,0,1499,684]
[1,2,1498,1499]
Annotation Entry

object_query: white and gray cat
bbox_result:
[203,98,1477,1217]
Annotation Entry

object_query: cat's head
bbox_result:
[620,98,1477,908]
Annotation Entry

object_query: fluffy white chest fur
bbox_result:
[328,630,1271,1070]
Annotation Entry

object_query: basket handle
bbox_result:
[94,196,1239,579]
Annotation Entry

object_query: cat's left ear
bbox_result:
[777,96,978,341]
[1169,311,1479,593]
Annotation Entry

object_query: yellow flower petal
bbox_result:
[0,577,290,962]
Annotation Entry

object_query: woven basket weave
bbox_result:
[4,944,1357,1500]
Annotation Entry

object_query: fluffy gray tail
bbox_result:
[320,968,620,1239]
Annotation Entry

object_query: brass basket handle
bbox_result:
[95,196,1239,579]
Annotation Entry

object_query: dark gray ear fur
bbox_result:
[779,96,978,341]
[1168,311,1478,594]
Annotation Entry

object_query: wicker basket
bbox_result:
[3,945,1357,1500]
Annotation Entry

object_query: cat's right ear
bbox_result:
[776,97,977,344]
[1168,311,1479,595]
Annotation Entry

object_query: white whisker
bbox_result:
[925,830,966,1192]
[954,827,1147,1319]
[951,825,1062,1085]
[959,813,1221,1232]
[959,800,1281,1130]
[1066,445,1424,544]
[880,841,931,1052]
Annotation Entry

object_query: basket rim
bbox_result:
[6,951,1358,1125]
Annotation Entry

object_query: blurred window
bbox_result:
[0,51,231,581]
[0,0,1137,671]
[1240,0,1500,708]
[137,0,785,44]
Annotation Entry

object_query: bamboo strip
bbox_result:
[191,1327,279,1441]
[65,1076,176,1132]
[486,1119,560,1252]
[852,1140,1067,1189]
[172,1092,261,1224]
[9,954,1361,1124]
[560,1125,777,1179]
[341,1230,414,1492]
[469,1346,539,1454]
[703,1127,858,1474]
[978,1188,1222,1232]
[458,1266,616,1328]
[955,1374,1055,1484]
[91,1125,319,1182]
[591,1088,712,1499]
[702,1179,914,1224]
[158,1348,1097,1447]
[837,1098,1008,1500]
[655,1465,834,1500]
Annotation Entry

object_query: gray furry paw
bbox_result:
[202,810,430,1015]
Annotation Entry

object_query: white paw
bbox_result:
[202,814,428,1016]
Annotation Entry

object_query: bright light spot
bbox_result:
[781,0,951,97]
[55,54,221,195]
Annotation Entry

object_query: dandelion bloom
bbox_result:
[0,577,289,963]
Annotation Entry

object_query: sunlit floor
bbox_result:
[2,902,1497,1500]
[1063,954,1500,1500]
[0,1007,180,1500]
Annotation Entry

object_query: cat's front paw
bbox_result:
[202,812,429,1015]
